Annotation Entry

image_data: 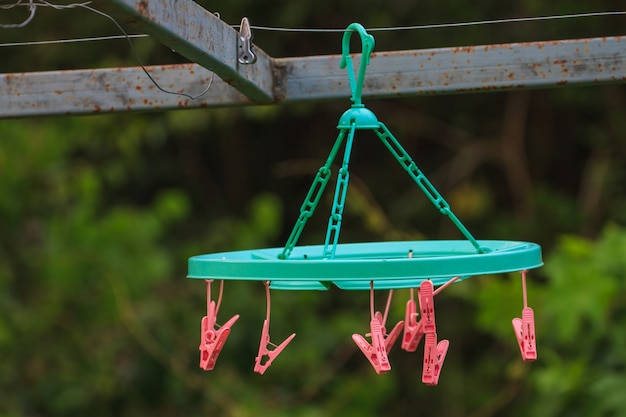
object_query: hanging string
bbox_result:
[433,276,461,296]
[262,281,280,349]
[521,270,528,309]
[381,290,394,328]
[369,281,375,320]
[215,280,224,316]
[263,281,271,323]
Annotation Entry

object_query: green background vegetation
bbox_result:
[1,1,625,416]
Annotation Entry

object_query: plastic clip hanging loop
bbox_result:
[199,280,240,370]
[254,281,296,375]
[340,22,375,108]
[512,270,537,362]
[352,282,404,374]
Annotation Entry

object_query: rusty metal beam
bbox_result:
[1,36,624,118]
[0,64,250,118]
[101,0,275,102]
[275,35,626,101]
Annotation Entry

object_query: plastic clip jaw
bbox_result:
[352,318,392,375]
[401,298,424,352]
[254,320,296,375]
[422,333,449,386]
[199,280,239,371]
[512,307,537,362]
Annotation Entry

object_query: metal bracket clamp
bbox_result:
[238,17,257,64]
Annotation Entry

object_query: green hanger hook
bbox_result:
[340,23,375,107]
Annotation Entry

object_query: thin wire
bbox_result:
[245,11,626,33]
[0,0,35,28]
[75,2,214,100]
[0,0,27,8]
[0,34,148,47]
[2,9,623,47]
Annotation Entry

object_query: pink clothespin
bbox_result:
[418,280,436,333]
[254,281,296,375]
[512,271,537,362]
[422,332,449,386]
[199,280,240,371]
[402,276,459,352]
[353,282,403,374]
[352,317,391,374]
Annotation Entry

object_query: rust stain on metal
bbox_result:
[137,0,149,17]
[452,46,476,54]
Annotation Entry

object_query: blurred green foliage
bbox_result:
[1,1,626,416]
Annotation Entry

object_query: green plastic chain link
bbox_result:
[279,23,487,260]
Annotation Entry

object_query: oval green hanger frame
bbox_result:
[187,23,543,290]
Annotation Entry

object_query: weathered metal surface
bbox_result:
[101,0,274,102]
[274,36,626,101]
[0,64,250,118]
[1,36,624,118]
